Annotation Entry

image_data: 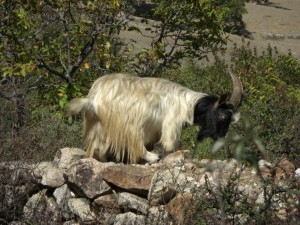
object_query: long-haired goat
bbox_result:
[67,71,243,163]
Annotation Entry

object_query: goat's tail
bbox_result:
[66,98,91,116]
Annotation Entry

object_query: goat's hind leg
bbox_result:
[85,121,108,162]
[142,148,159,163]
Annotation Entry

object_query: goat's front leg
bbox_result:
[160,119,181,152]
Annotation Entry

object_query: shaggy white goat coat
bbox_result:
[68,73,207,163]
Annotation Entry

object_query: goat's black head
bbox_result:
[194,71,243,141]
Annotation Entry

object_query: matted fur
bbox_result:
[68,73,207,163]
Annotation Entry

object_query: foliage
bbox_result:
[0,0,133,121]
[231,41,300,165]
[216,0,247,33]
[190,167,300,224]
[161,41,299,166]
[211,114,265,170]
[130,0,248,76]
[0,0,242,132]
[131,0,229,76]
[0,93,83,163]
[0,0,125,78]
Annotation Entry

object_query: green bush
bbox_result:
[0,94,83,163]
[161,41,300,166]
[232,42,299,166]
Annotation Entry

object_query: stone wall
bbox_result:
[1,148,299,224]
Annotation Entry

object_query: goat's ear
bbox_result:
[218,93,230,105]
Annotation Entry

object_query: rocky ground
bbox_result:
[1,148,299,224]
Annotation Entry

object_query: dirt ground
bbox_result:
[234,0,300,60]
[202,0,300,65]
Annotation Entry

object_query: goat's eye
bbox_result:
[219,114,227,121]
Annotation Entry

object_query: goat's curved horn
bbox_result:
[228,70,243,109]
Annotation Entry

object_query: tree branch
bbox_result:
[37,58,71,83]
[67,28,101,77]
[0,90,12,101]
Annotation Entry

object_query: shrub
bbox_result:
[231,42,300,166]
[160,41,299,166]
[0,94,83,163]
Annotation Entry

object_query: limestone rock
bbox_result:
[198,158,240,181]
[160,150,189,167]
[148,166,202,205]
[7,221,27,225]
[31,161,65,187]
[63,221,80,225]
[65,158,113,199]
[68,198,96,221]
[102,164,155,196]
[275,158,296,186]
[278,158,295,175]
[53,184,73,219]
[53,147,87,171]
[118,192,149,215]
[1,149,299,224]
[41,165,65,188]
[23,189,61,224]
[147,206,171,225]
[165,193,194,225]
[114,212,145,225]
[272,192,299,222]
[32,162,64,187]
[258,159,273,179]
[94,193,120,213]
[295,168,300,180]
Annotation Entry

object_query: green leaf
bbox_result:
[211,138,226,154]
[105,61,111,69]
[21,66,26,76]
[105,41,111,50]
[59,99,65,109]
[68,116,73,124]
[254,139,266,154]
[234,142,244,160]
[56,112,63,119]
